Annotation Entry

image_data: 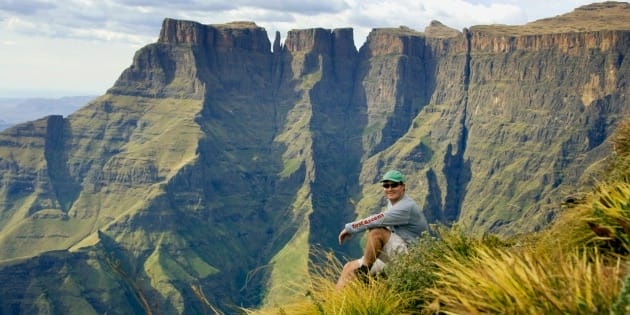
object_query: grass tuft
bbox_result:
[246,251,414,315]
[430,246,624,314]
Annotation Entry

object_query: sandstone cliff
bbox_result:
[0,2,628,313]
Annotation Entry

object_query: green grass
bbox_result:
[263,226,310,306]
[280,158,302,178]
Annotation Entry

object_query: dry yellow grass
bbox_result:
[535,182,630,257]
[245,251,413,315]
[429,246,624,314]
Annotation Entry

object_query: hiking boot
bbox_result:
[355,265,370,283]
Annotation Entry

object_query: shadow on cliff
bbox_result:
[44,116,81,213]
[180,35,307,310]
[307,33,366,262]
[435,32,472,224]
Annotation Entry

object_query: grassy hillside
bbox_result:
[247,119,630,314]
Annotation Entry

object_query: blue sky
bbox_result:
[0,0,611,98]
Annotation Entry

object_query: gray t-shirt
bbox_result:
[344,194,428,244]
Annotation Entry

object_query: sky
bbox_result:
[0,0,613,98]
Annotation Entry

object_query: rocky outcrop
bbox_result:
[0,2,628,313]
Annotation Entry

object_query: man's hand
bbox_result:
[338,229,351,245]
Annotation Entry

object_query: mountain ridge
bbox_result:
[0,96,96,131]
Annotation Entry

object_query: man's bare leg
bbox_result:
[336,228,391,289]
[363,227,391,268]
[336,259,361,289]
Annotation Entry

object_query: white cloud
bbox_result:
[3,16,37,31]
[424,1,525,28]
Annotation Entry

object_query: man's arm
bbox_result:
[343,206,411,234]
[338,228,351,245]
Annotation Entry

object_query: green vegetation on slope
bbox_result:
[0,95,204,262]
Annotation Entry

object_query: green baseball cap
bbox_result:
[380,170,404,183]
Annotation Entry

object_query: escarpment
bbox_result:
[0,2,628,313]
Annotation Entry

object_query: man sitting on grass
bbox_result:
[336,170,429,289]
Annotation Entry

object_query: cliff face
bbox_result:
[462,26,629,232]
[0,2,628,313]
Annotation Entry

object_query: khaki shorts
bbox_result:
[357,232,407,275]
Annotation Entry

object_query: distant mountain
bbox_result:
[0,96,96,131]
[0,120,10,131]
[0,2,628,314]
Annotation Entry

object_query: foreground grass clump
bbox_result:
[534,182,630,257]
[245,252,413,315]
[606,119,630,182]
[429,246,623,314]
[383,226,512,310]
[422,178,630,314]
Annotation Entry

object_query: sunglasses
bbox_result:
[382,182,401,189]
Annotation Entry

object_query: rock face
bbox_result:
[0,2,629,313]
